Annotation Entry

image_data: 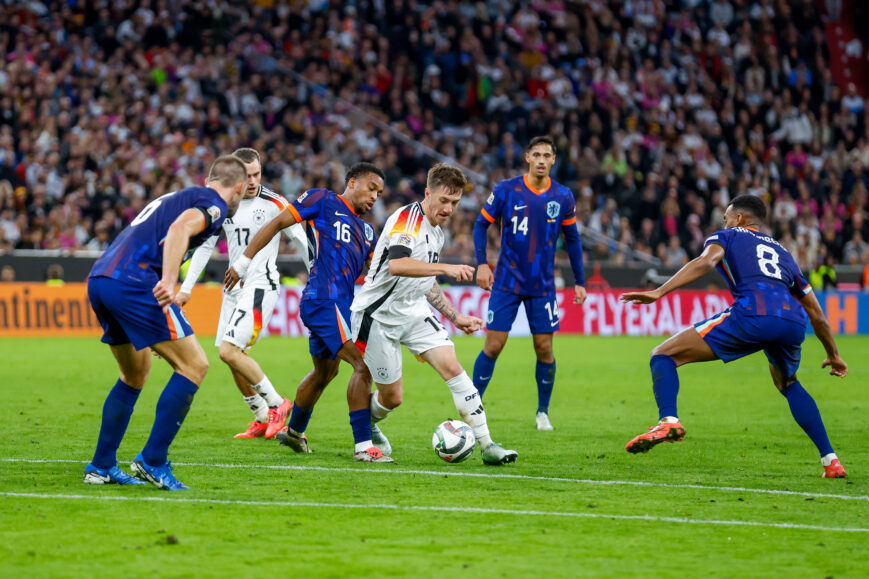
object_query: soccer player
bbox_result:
[472,136,587,430]
[175,148,309,440]
[225,163,389,461]
[84,156,246,490]
[621,195,848,478]
[351,163,519,465]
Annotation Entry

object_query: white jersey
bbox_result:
[351,201,443,323]
[180,185,309,295]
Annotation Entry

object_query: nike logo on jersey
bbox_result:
[514,204,527,210]
[550,319,559,327]
[335,212,348,217]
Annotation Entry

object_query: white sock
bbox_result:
[370,391,391,422]
[252,375,283,407]
[821,453,838,467]
[660,416,680,424]
[244,395,268,423]
[446,372,492,448]
[355,441,373,453]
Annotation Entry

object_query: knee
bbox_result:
[533,344,553,361]
[379,388,403,409]
[182,354,209,385]
[218,342,240,365]
[121,368,149,390]
[483,342,504,358]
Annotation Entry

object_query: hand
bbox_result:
[152,279,176,313]
[476,264,493,290]
[574,285,587,305]
[822,355,848,378]
[455,314,483,334]
[174,291,191,307]
[620,289,662,305]
[445,264,475,282]
[224,267,241,291]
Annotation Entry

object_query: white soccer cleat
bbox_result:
[371,423,392,457]
[353,447,394,463]
[536,411,554,431]
[481,442,518,465]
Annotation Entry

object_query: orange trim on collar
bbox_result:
[523,174,551,195]
[338,194,358,216]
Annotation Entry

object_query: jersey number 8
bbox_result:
[756,244,783,280]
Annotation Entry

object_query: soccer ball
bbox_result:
[432,420,476,464]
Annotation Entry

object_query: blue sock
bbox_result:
[349,409,372,444]
[92,379,141,469]
[141,373,197,467]
[473,351,497,399]
[781,381,834,456]
[288,402,313,434]
[650,354,679,420]
[536,360,556,413]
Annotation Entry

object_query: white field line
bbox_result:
[2,457,867,503]
[1,491,867,533]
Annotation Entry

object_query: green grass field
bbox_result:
[1,335,867,577]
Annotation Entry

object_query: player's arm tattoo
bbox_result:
[426,281,458,322]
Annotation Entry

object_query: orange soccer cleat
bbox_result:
[265,398,292,439]
[626,421,686,454]
[234,421,268,439]
[822,458,847,478]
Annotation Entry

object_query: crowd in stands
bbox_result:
[0,0,868,284]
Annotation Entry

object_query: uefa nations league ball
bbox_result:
[432,420,476,463]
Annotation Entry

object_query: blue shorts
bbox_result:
[88,276,194,350]
[695,307,806,378]
[486,288,559,334]
[300,298,353,360]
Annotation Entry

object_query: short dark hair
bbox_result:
[426,163,467,193]
[345,162,385,185]
[729,194,767,221]
[527,136,557,156]
[232,148,261,165]
[207,155,247,187]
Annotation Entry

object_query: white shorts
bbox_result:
[215,286,279,350]
[351,310,453,384]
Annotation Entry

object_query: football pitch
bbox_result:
[1,335,867,577]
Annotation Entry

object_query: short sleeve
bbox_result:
[387,205,424,258]
[288,188,327,222]
[480,184,506,223]
[704,229,729,250]
[193,188,227,234]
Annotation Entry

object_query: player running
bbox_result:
[351,163,518,465]
[472,136,587,430]
[84,156,246,490]
[225,163,389,461]
[621,194,848,478]
[175,149,309,440]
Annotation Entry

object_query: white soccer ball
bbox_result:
[432,420,476,464]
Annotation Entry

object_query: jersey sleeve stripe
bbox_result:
[480,208,495,223]
[802,283,813,295]
[561,216,576,226]
[286,204,302,222]
[389,205,422,236]
[259,190,289,209]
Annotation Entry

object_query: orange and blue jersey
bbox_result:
[287,188,377,301]
[474,175,584,297]
[703,227,810,324]
[90,186,227,286]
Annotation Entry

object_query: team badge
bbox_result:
[207,205,222,222]
[364,223,374,241]
[376,367,390,380]
[546,201,560,218]
[252,208,266,226]
[487,192,495,205]
[487,310,494,324]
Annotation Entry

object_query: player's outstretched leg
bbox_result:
[532,333,556,430]
[231,370,269,438]
[626,354,685,454]
[473,330,508,400]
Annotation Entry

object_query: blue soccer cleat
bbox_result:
[130,453,189,491]
[83,463,146,485]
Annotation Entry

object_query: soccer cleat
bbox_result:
[371,423,392,457]
[822,459,847,478]
[276,427,311,453]
[625,421,686,454]
[234,421,268,439]
[130,453,189,491]
[481,442,518,465]
[265,398,292,439]
[535,411,554,431]
[353,446,394,463]
[83,463,146,485]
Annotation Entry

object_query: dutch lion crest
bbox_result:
[546,201,561,218]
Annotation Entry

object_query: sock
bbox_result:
[92,379,141,469]
[650,354,679,421]
[370,390,391,422]
[141,373,198,467]
[288,402,313,435]
[536,359,556,414]
[781,381,835,457]
[252,375,283,407]
[244,394,268,423]
[473,351,497,399]
[349,408,373,446]
[821,453,839,467]
[446,372,492,448]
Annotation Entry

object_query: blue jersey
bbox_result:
[90,186,227,286]
[287,188,377,301]
[703,227,811,323]
[478,175,578,296]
